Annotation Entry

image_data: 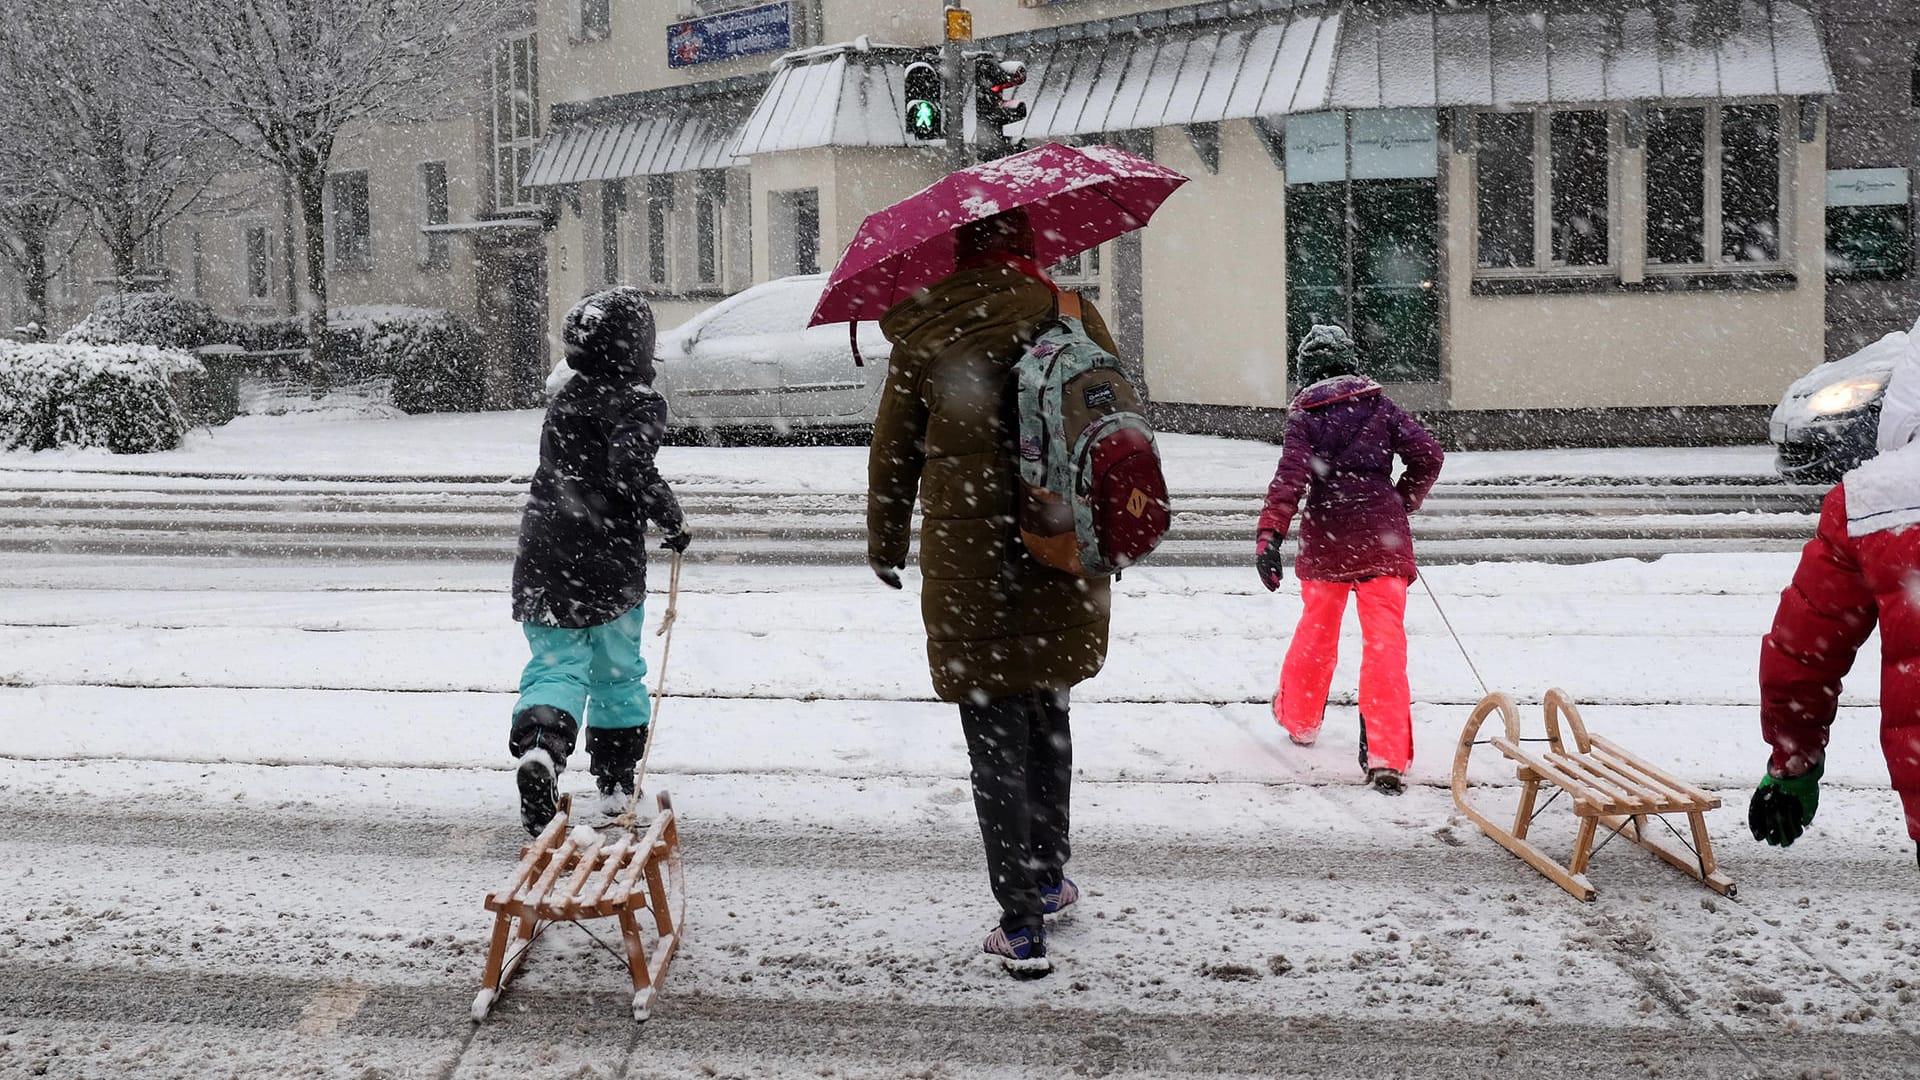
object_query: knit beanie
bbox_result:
[1295,323,1359,385]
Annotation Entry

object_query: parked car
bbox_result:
[652,275,888,439]
[1771,329,1909,484]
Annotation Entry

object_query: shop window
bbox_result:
[1827,168,1911,280]
[1474,109,1611,272]
[695,171,725,287]
[1646,103,1783,270]
[418,162,451,270]
[771,188,820,277]
[328,171,372,271]
[600,179,624,286]
[644,175,673,287]
[244,225,274,301]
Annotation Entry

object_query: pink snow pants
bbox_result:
[1274,577,1414,772]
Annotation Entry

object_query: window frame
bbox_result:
[242,221,276,304]
[1470,105,1621,280]
[327,170,373,272]
[577,0,611,42]
[640,174,674,289]
[491,34,542,213]
[1642,97,1793,275]
[599,178,624,286]
[694,170,726,288]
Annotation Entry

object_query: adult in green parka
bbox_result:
[867,210,1114,977]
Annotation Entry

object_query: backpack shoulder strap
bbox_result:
[1057,291,1084,322]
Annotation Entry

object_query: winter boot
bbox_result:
[586,725,649,817]
[509,705,579,836]
[1367,768,1406,796]
[1041,876,1080,918]
[983,925,1051,978]
[1357,719,1369,775]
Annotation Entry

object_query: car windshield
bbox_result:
[697,282,822,340]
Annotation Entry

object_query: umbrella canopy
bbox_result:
[808,142,1189,327]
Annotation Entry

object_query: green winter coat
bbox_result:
[868,264,1113,703]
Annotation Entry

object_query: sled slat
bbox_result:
[1489,737,1609,812]
[574,837,635,917]
[487,812,569,913]
[1546,751,1651,813]
[1590,737,1719,809]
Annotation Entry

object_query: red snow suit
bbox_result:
[1760,484,1920,841]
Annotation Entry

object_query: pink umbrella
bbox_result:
[808,142,1189,328]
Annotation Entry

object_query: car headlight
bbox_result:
[1806,379,1884,415]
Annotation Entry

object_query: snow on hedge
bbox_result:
[0,341,203,452]
[59,293,222,351]
[329,305,483,414]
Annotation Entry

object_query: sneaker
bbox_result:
[1041,877,1079,918]
[595,774,636,818]
[982,925,1052,978]
[516,748,560,835]
[1367,767,1406,796]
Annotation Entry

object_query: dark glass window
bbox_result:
[1476,112,1534,268]
[1550,110,1609,267]
[1645,107,1705,264]
[600,179,622,285]
[329,171,372,270]
[1721,103,1780,263]
[581,0,610,40]
[646,175,673,286]
[245,226,272,300]
[420,162,450,270]
[695,171,724,285]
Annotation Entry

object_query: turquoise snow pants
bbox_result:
[513,605,651,731]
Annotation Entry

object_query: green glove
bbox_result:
[1749,762,1823,847]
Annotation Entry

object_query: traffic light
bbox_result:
[972,54,1027,160]
[904,60,942,142]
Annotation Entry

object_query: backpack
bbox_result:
[1012,292,1172,578]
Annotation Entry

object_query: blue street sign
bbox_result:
[668,2,792,68]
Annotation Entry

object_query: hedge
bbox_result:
[0,341,202,453]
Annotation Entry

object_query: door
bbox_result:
[475,237,550,408]
[1286,178,1439,385]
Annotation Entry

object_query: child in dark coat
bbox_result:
[509,287,691,835]
[1256,324,1444,794]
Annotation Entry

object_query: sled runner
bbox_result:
[1452,690,1735,902]
[472,792,685,1022]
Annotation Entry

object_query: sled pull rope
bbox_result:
[1418,572,1489,697]
[618,551,681,835]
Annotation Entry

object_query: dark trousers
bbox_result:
[958,688,1072,933]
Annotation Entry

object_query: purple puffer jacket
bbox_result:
[1257,375,1444,582]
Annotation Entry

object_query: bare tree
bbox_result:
[0,0,220,293]
[136,0,521,367]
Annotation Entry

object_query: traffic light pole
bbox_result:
[941,5,968,171]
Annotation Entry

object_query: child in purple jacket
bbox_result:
[1256,325,1444,794]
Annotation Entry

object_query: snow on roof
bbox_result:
[734,48,917,156]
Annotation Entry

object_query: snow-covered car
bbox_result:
[653,275,888,438]
[1770,330,1910,484]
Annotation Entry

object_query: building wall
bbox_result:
[1445,116,1828,410]
[1821,0,1920,357]
[323,116,487,315]
[1140,121,1292,410]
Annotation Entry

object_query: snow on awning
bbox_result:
[523,112,743,189]
[1005,11,1342,141]
[1330,0,1834,109]
[733,43,916,156]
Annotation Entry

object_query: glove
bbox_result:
[1749,762,1823,847]
[660,529,692,554]
[1255,532,1285,592]
[870,557,903,590]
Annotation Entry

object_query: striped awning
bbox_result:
[733,48,915,156]
[522,111,743,188]
[1330,0,1834,109]
[1005,11,1342,142]
[998,0,1830,142]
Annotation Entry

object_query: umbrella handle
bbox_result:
[849,321,863,367]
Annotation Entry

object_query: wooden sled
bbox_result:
[473,792,685,1022]
[1452,689,1735,902]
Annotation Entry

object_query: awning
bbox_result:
[419,218,543,233]
[1006,11,1341,142]
[523,111,744,188]
[733,44,917,156]
[1000,0,1831,141]
[1330,0,1834,109]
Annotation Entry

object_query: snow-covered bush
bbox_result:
[330,305,483,414]
[0,341,202,452]
[60,292,222,351]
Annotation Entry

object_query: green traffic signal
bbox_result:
[903,59,943,141]
[908,99,939,140]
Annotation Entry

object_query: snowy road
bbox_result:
[1,421,1913,1078]
[2,551,1918,1078]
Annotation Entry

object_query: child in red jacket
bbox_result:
[1754,345,1920,866]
